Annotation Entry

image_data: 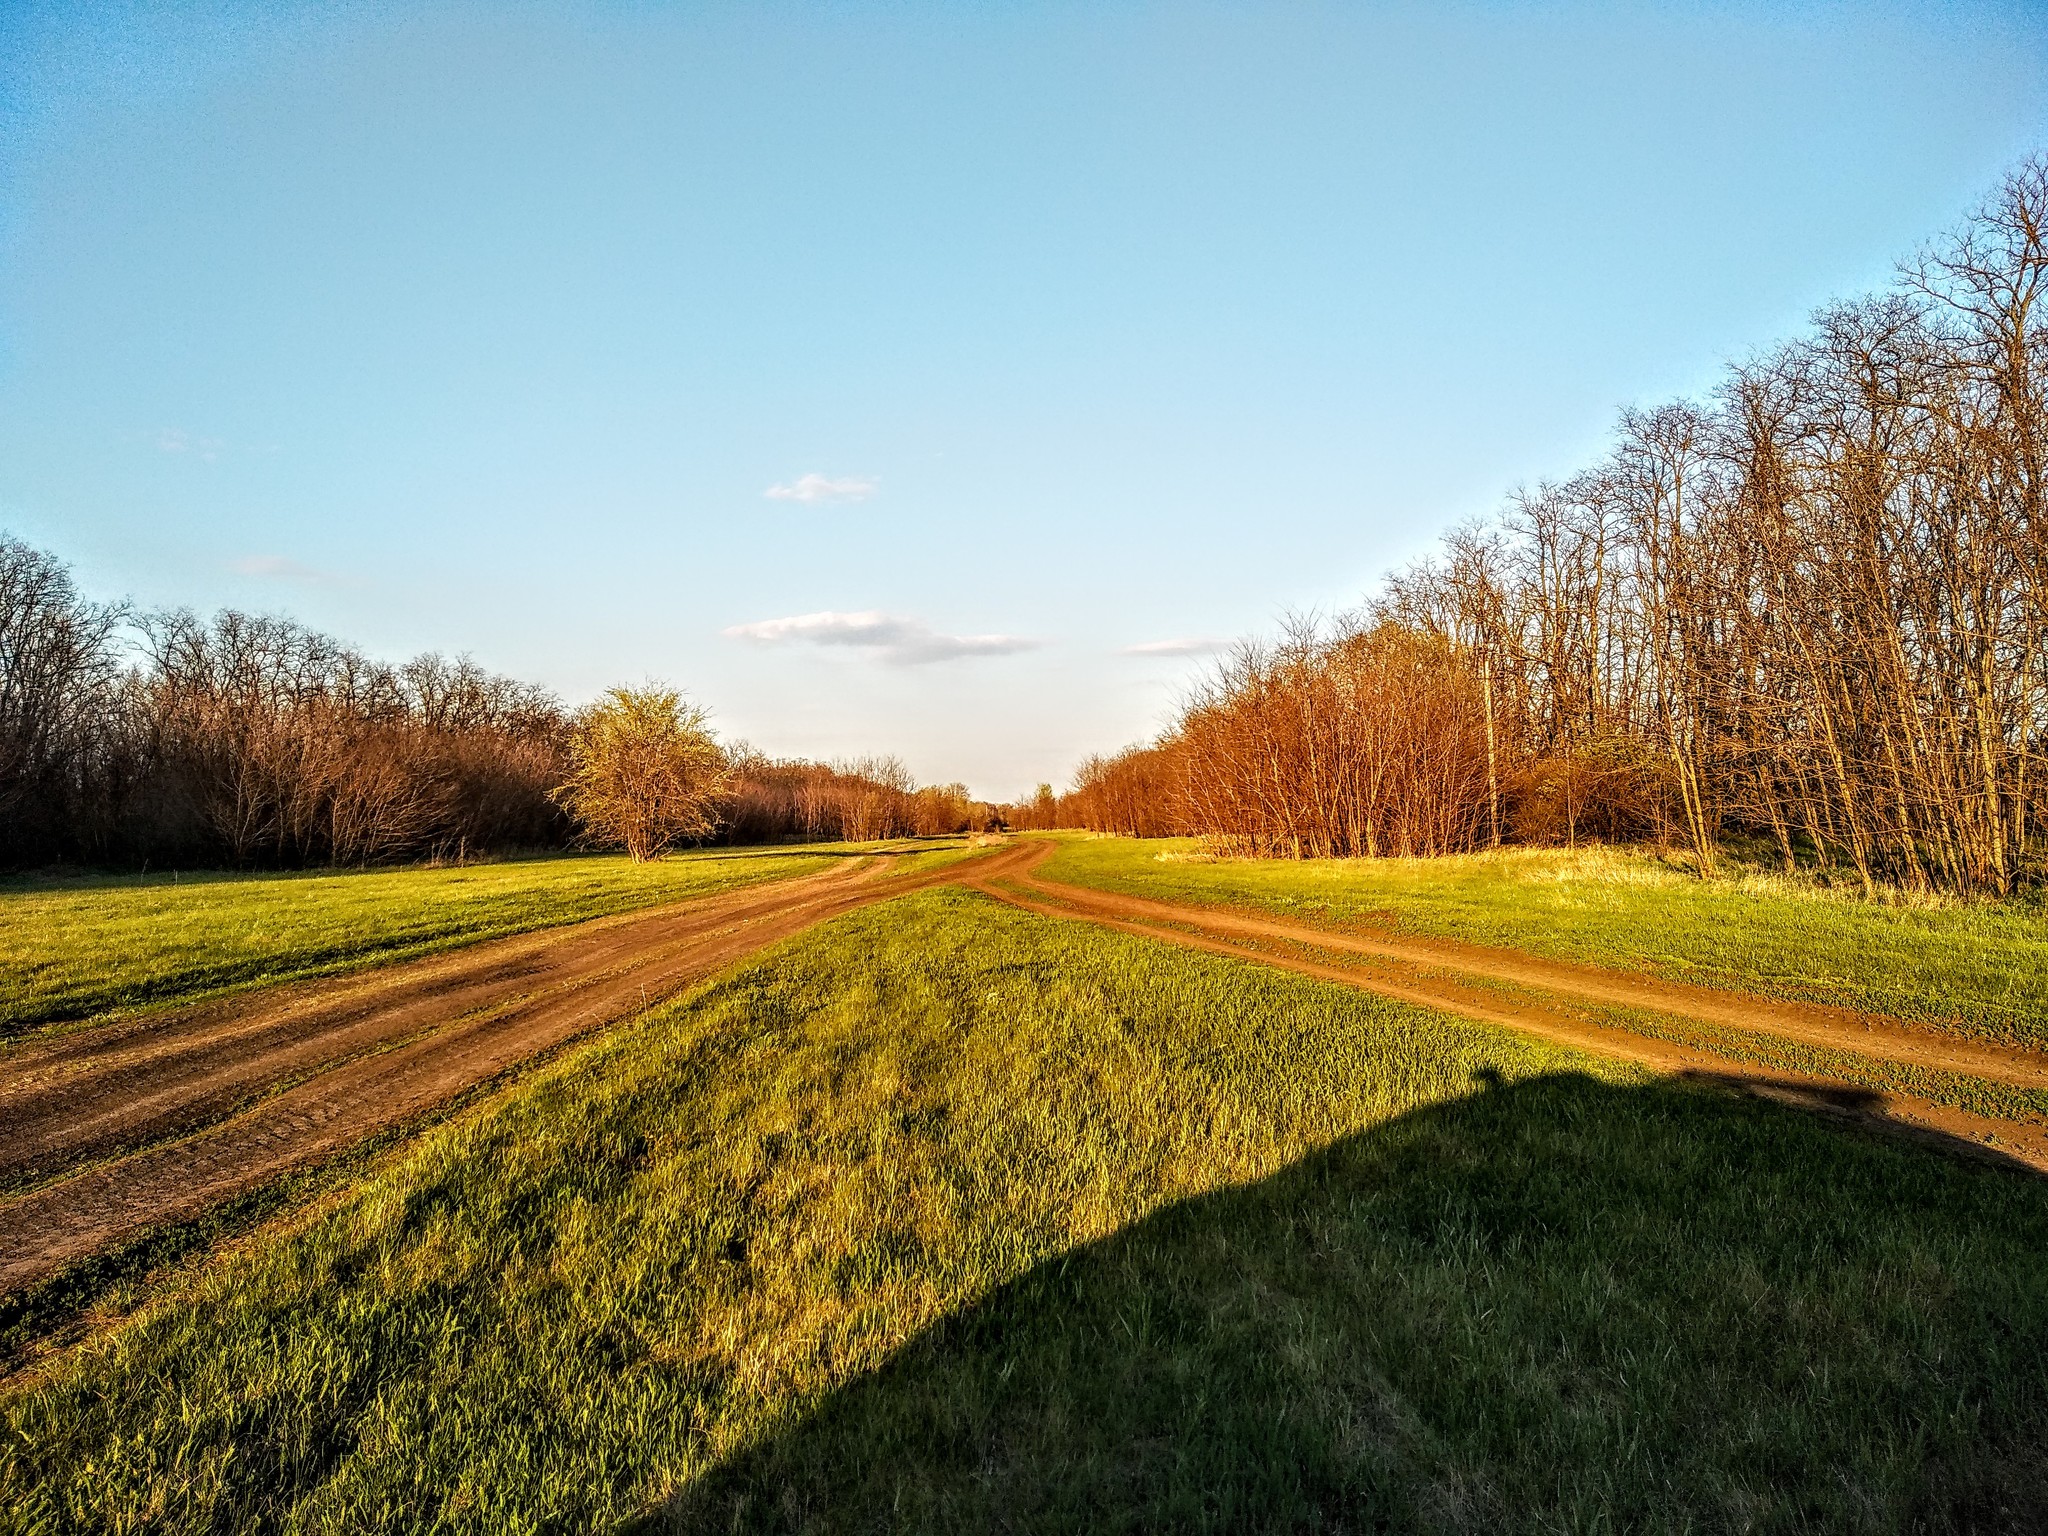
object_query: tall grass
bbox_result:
[1040,835,2048,1046]
[7,890,2045,1531]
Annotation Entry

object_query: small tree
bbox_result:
[554,686,729,860]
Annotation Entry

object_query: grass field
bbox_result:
[1039,835,2048,1047]
[7,888,2045,1532]
[0,844,909,1038]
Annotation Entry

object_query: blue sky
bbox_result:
[4,1,2045,798]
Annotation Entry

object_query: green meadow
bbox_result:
[0,845,875,1038]
[1037,834,2048,1047]
[8,889,2045,1532]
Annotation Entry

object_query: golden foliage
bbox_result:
[554,686,730,861]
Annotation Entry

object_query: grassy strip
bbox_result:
[1586,1000,2048,1132]
[0,979,654,1381]
[0,845,860,1038]
[1,1116,446,1384]
[871,837,1008,879]
[7,889,2048,1531]
[1039,834,2048,1048]
[1138,916,2048,1133]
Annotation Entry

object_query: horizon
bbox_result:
[6,1,2048,800]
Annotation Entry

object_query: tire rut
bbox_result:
[0,844,1035,1292]
[0,859,880,1189]
[968,848,2048,1175]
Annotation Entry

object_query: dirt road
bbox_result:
[966,847,2048,1173]
[0,844,1037,1294]
[10,836,2041,1297]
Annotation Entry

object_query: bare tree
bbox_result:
[0,537,124,862]
[1057,155,2048,894]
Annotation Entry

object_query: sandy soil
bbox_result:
[0,843,1039,1293]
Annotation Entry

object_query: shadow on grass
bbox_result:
[652,1072,2048,1535]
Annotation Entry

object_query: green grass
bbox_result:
[1038,834,2048,1047]
[0,845,860,1037]
[873,836,1008,878]
[8,889,2047,1532]
[1119,913,2048,1132]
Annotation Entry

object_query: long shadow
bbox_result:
[649,1073,2048,1535]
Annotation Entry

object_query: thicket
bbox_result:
[723,752,990,843]
[0,548,565,868]
[0,538,987,869]
[1037,158,2048,894]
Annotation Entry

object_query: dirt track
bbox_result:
[0,844,1038,1294]
[8,836,2043,1297]
[966,848,2048,1173]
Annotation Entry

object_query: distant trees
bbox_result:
[1063,746,1183,840]
[555,687,730,860]
[1179,621,1491,858]
[1040,155,2048,895]
[721,752,990,843]
[0,533,1008,870]
[0,538,125,864]
[1020,621,1492,857]
[0,539,994,870]
[128,611,569,866]
[125,613,567,867]
[0,546,567,869]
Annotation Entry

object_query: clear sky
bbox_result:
[4,1,2045,799]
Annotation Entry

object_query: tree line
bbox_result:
[724,752,989,845]
[0,536,990,868]
[1025,157,2048,895]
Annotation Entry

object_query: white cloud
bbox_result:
[1123,637,1223,657]
[157,427,226,462]
[229,554,333,583]
[724,610,1039,665]
[764,472,878,503]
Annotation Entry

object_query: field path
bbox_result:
[971,846,2048,1172]
[0,843,1037,1294]
[13,837,2041,1297]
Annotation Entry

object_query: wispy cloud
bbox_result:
[157,427,226,461]
[724,610,1038,665]
[229,554,335,584]
[764,473,878,504]
[151,428,278,461]
[1123,637,1223,657]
